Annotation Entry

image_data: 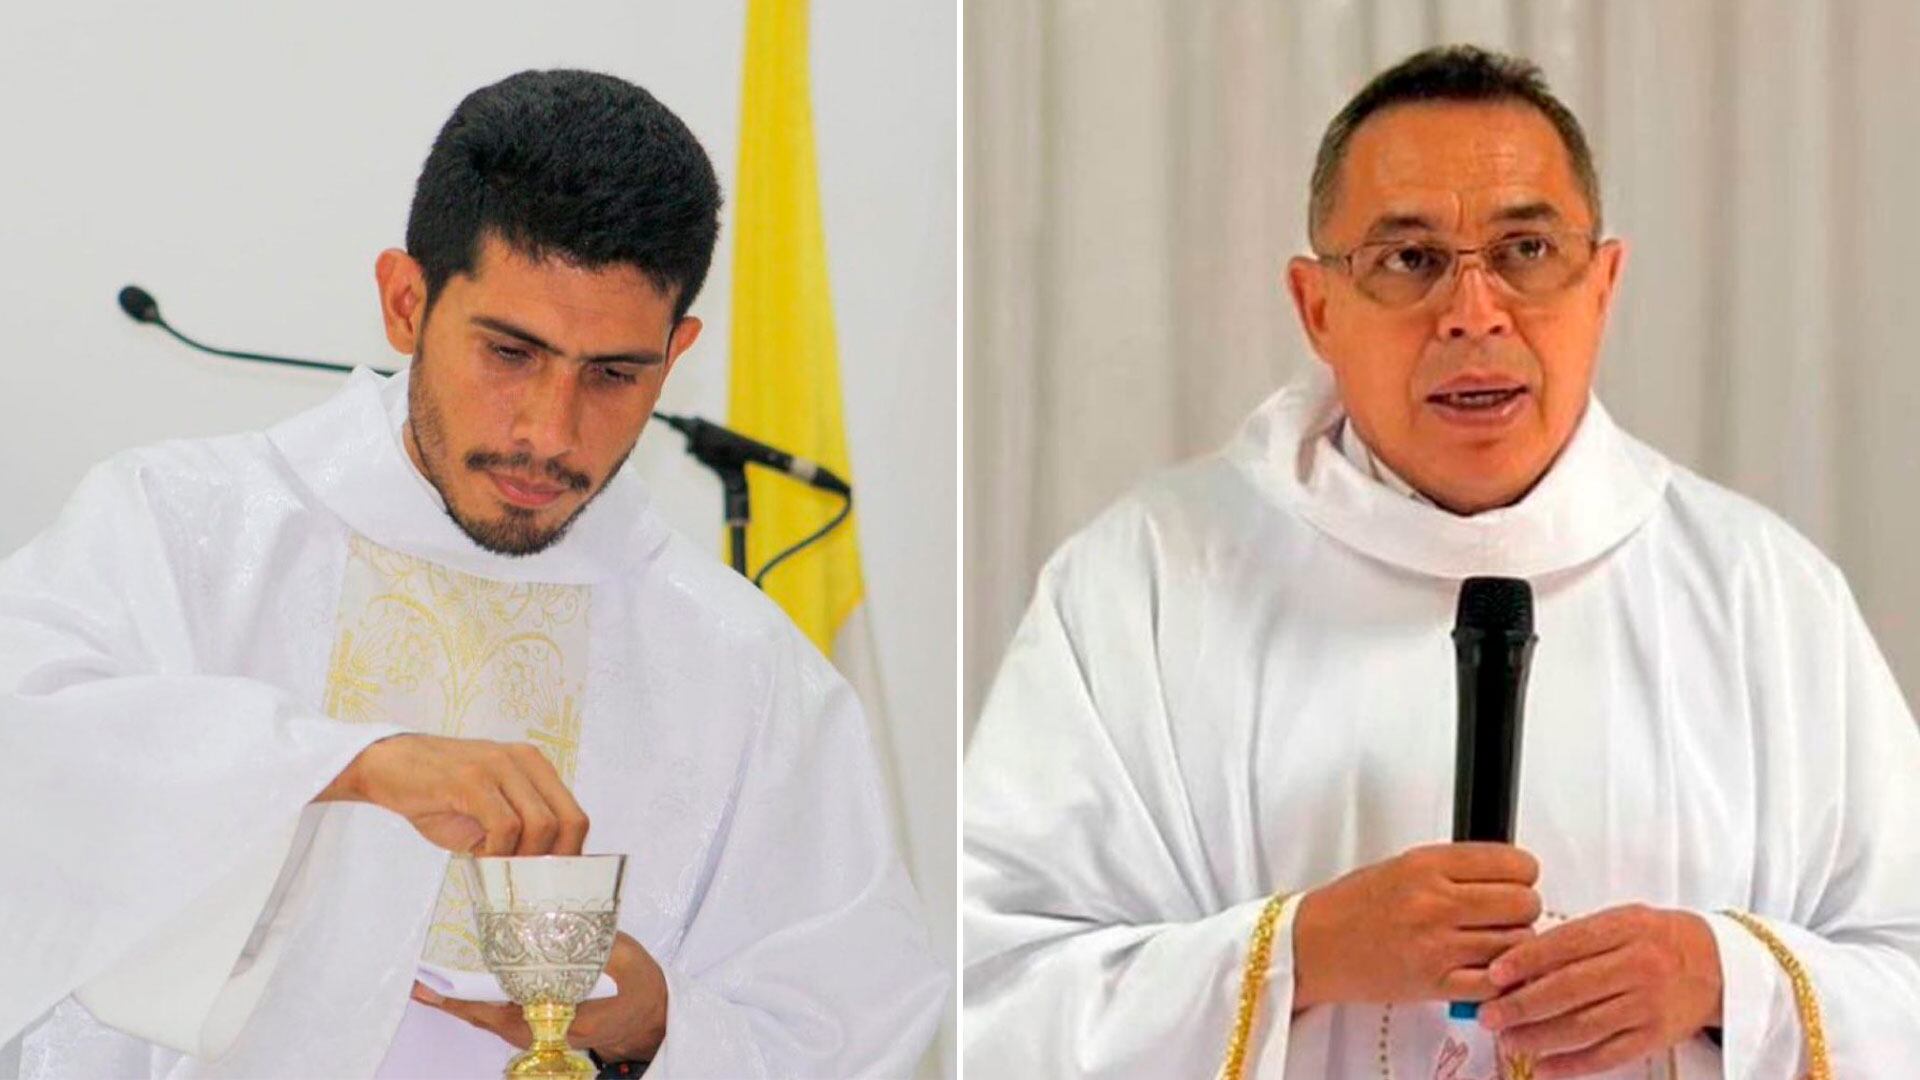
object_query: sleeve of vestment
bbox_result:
[0,455,402,1057]
[642,625,947,1078]
[963,514,1305,1078]
[1703,568,1920,1077]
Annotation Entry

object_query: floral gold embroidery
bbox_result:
[322,534,591,971]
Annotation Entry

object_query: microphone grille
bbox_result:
[1456,576,1533,635]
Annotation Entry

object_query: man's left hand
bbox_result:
[1478,904,1722,1078]
[414,931,669,1065]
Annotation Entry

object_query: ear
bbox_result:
[1590,237,1627,325]
[1286,255,1335,362]
[374,248,429,355]
[661,316,703,378]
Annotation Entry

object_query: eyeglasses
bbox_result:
[1315,230,1601,309]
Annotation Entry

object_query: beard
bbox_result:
[404,345,632,557]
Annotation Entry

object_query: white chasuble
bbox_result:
[964,365,1920,1078]
[0,368,944,1079]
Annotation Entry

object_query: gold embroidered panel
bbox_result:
[322,533,591,971]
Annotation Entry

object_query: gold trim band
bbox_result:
[1722,910,1830,1080]
[1220,891,1295,1080]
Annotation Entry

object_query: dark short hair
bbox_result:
[1309,45,1600,243]
[406,69,722,322]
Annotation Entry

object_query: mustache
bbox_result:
[1425,337,1534,365]
[1420,341,1538,379]
[463,450,592,493]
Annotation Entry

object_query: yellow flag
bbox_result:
[727,10,937,1074]
[728,0,862,653]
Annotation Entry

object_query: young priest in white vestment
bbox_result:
[965,46,1920,1079]
[0,70,943,1078]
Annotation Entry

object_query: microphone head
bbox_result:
[1455,576,1533,636]
[118,285,160,324]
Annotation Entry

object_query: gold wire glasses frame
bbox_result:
[1314,230,1602,309]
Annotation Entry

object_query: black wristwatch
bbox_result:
[587,1048,650,1077]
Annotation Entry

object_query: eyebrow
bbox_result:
[1357,202,1574,243]
[1361,212,1443,241]
[470,314,666,366]
[1488,201,1566,226]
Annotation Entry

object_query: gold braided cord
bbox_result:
[1220,892,1295,1080]
[1722,910,1831,1080]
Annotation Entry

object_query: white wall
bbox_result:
[0,2,955,1074]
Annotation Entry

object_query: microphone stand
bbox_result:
[655,416,854,586]
[719,464,750,576]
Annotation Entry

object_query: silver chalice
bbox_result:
[459,854,628,1080]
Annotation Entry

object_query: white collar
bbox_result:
[266,367,666,585]
[1231,364,1672,580]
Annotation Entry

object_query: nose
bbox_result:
[1434,260,1515,341]
[511,364,583,462]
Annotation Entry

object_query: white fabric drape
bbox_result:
[964,0,1920,726]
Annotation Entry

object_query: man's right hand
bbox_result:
[1291,842,1542,1013]
[313,733,590,857]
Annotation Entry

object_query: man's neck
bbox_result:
[1333,419,1433,506]
[1334,419,1572,516]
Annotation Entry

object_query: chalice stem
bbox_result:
[507,1000,594,1079]
[527,999,576,1051]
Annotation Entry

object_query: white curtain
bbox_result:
[964,0,1920,728]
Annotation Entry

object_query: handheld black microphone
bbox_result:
[116,284,390,375]
[654,412,851,495]
[1448,575,1537,1020]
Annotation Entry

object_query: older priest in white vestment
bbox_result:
[965,45,1920,1079]
[0,70,942,1078]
